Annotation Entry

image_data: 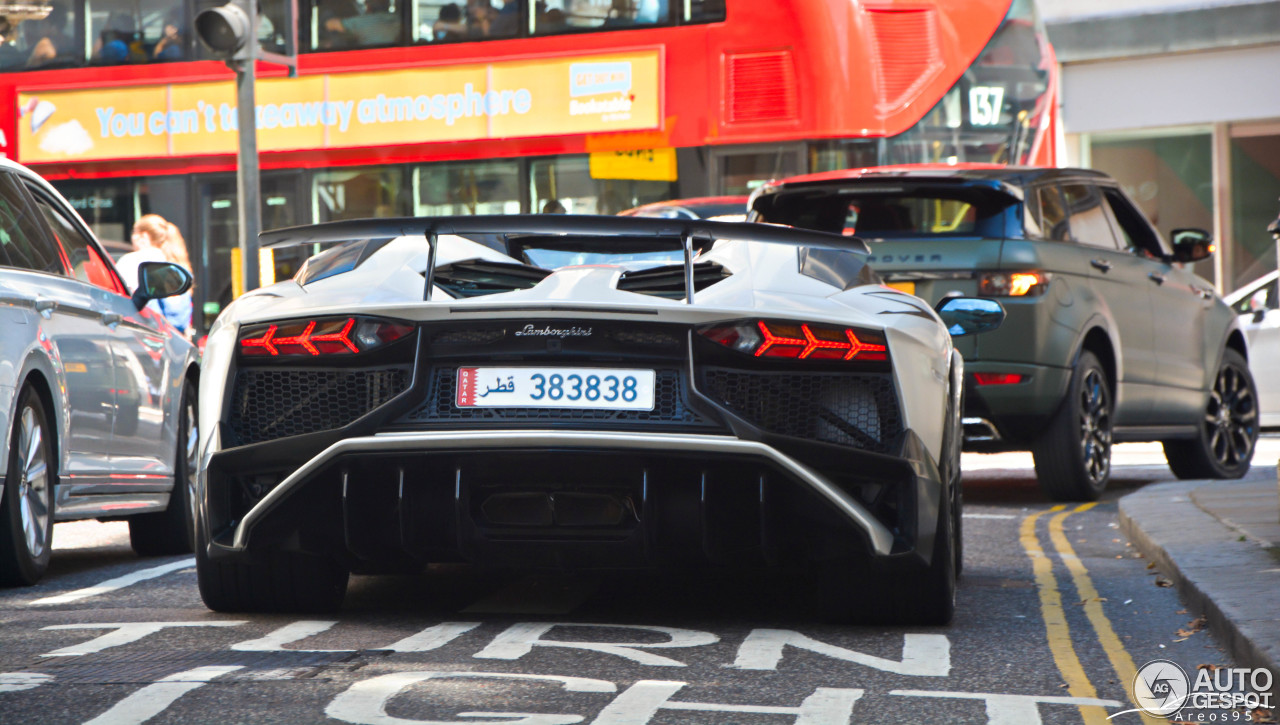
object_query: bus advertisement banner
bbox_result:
[14,49,661,164]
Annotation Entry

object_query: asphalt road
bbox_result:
[1,439,1277,725]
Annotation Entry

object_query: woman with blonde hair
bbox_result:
[118,214,194,334]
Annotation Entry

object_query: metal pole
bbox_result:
[235,17,261,293]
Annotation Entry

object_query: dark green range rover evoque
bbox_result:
[749,164,1259,501]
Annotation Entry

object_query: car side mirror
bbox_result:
[935,296,1005,336]
[1169,228,1215,264]
[132,261,192,311]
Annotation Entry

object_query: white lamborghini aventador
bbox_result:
[195,215,1003,623]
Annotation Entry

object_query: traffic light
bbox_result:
[195,0,254,61]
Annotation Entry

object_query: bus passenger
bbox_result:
[326,0,400,45]
[25,2,75,68]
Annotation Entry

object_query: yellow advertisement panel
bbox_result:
[325,67,489,148]
[490,52,661,138]
[16,49,662,164]
[18,85,169,163]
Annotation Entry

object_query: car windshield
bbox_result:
[755,186,1016,239]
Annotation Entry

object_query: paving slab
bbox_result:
[1118,470,1280,699]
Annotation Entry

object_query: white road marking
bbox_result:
[964,513,1018,520]
[82,665,244,725]
[890,690,1123,725]
[377,622,481,652]
[31,559,195,605]
[730,630,950,677]
[0,672,52,692]
[475,623,718,667]
[326,671,615,725]
[41,622,246,657]
[231,620,349,652]
[592,680,863,724]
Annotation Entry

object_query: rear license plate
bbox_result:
[456,367,656,410]
[886,281,916,296]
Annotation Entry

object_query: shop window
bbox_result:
[530,155,672,215]
[315,167,409,221]
[12,1,83,70]
[1230,131,1280,292]
[417,160,520,215]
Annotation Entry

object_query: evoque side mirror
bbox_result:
[935,296,1005,336]
[1169,228,1215,264]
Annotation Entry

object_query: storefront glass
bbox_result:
[1230,130,1280,291]
[1089,132,1216,283]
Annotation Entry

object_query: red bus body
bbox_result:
[4,0,1058,181]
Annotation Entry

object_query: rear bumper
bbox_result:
[202,428,944,572]
[963,361,1071,446]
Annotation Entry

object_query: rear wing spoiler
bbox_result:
[258,214,870,304]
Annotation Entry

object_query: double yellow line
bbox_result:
[1020,504,1163,725]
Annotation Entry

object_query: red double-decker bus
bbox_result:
[1,0,1058,333]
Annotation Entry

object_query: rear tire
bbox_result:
[1033,351,1112,501]
[1163,349,1258,480]
[0,388,55,586]
[196,527,348,613]
[129,380,197,556]
[815,492,956,626]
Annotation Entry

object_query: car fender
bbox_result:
[4,349,69,489]
[1198,300,1248,391]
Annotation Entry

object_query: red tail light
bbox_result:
[973,372,1027,385]
[239,317,414,357]
[698,320,887,362]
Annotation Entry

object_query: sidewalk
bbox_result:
[1118,460,1280,696]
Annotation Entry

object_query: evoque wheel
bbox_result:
[1163,348,1258,480]
[0,387,55,586]
[1033,350,1112,501]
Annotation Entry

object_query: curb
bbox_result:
[1117,481,1280,700]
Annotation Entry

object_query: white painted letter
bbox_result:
[889,689,1123,725]
[474,623,717,667]
[592,680,863,724]
[0,672,51,692]
[730,629,950,676]
[41,622,244,657]
[326,671,615,725]
[232,620,351,652]
[377,622,481,653]
[83,665,243,725]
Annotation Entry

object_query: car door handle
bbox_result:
[101,312,123,327]
[1090,259,1112,272]
[1148,272,1165,285]
[35,298,57,317]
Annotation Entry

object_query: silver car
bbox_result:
[0,158,199,586]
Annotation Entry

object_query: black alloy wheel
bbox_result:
[1164,348,1258,480]
[0,388,55,586]
[1034,351,1112,501]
